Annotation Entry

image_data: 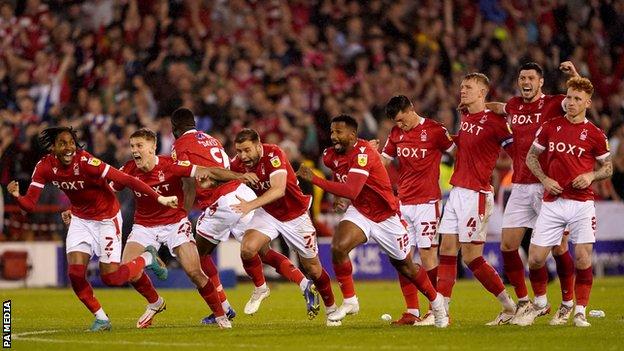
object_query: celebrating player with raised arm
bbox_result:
[378,95,455,326]
[229,128,335,322]
[297,115,448,328]
[486,62,580,324]
[436,73,517,325]
[513,77,612,327]
[169,108,314,324]
[109,128,251,329]
[7,127,177,331]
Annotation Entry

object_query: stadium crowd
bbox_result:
[1,0,624,240]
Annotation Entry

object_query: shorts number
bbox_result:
[396,233,409,251]
[303,233,316,249]
[420,221,438,236]
[104,236,114,253]
[178,221,192,238]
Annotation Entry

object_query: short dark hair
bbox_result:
[171,108,196,128]
[463,72,490,88]
[386,95,412,119]
[38,126,83,151]
[519,62,544,77]
[235,128,260,144]
[330,114,358,131]
[130,128,157,143]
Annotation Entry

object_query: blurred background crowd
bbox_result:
[1,0,623,241]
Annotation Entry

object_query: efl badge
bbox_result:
[177,160,191,167]
[87,158,102,166]
[506,123,513,134]
[420,130,427,141]
[580,129,588,141]
[158,170,165,182]
[73,163,80,175]
[270,156,281,168]
[480,115,487,124]
[171,150,177,161]
[357,153,368,167]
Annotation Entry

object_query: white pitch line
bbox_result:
[14,330,60,337]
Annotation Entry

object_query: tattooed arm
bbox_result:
[526,144,563,195]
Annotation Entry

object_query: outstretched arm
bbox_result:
[105,167,178,208]
[485,102,507,115]
[297,164,367,200]
[7,180,42,212]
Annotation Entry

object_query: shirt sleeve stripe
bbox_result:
[190,165,197,177]
[381,152,394,160]
[31,182,44,188]
[596,152,611,161]
[269,169,288,178]
[348,168,370,177]
[445,143,456,153]
[532,141,546,150]
[101,164,110,178]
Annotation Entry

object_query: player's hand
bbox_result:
[572,172,594,189]
[559,61,579,77]
[61,210,72,225]
[542,177,564,195]
[157,195,179,208]
[369,139,380,150]
[231,195,254,216]
[296,164,313,181]
[7,180,19,198]
[333,198,350,213]
[241,172,259,185]
[197,176,215,188]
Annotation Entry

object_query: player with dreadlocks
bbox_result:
[7,126,181,331]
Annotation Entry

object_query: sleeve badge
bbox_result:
[177,160,191,167]
[87,158,102,166]
[357,153,368,167]
[270,156,281,168]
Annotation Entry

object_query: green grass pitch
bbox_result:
[4,278,623,351]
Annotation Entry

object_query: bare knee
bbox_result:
[528,255,545,270]
[187,268,207,286]
[331,243,350,263]
[240,241,260,261]
[552,244,568,256]
[439,235,459,255]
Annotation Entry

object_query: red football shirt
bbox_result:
[30,149,120,220]
[505,94,565,184]
[112,156,196,227]
[381,118,455,204]
[533,116,610,202]
[230,144,311,221]
[323,139,398,222]
[171,130,240,209]
[450,110,514,192]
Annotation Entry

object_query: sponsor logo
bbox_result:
[548,142,586,157]
[396,147,427,158]
[460,122,484,135]
[52,180,85,190]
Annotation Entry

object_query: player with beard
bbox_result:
[297,115,449,328]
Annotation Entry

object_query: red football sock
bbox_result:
[68,264,102,313]
[101,257,146,286]
[437,255,457,298]
[242,254,266,287]
[502,250,528,299]
[261,249,305,284]
[408,266,438,302]
[427,266,438,289]
[554,251,575,302]
[131,272,159,304]
[312,269,335,307]
[332,260,356,299]
[468,256,506,296]
[200,255,227,303]
[398,272,420,309]
[574,267,593,307]
[198,281,225,317]
[529,265,549,297]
